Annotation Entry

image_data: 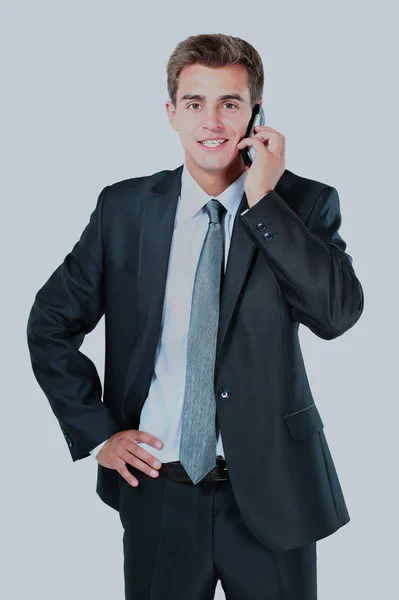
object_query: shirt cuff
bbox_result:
[89,439,109,458]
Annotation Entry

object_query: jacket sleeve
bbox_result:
[89,438,109,458]
[240,185,364,339]
[26,186,122,461]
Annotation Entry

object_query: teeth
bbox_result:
[202,140,226,146]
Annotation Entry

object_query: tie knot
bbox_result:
[204,199,226,224]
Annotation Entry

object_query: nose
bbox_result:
[201,106,224,131]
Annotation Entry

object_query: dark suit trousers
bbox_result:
[118,463,317,600]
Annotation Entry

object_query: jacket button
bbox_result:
[263,231,273,241]
[257,222,266,231]
[62,429,73,447]
[219,389,230,399]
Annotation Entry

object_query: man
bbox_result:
[27,33,364,599]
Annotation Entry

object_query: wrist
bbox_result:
[247,190,272,209]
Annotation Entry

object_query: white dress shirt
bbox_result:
[90,162,248,461]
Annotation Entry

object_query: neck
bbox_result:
[185,154,245,197]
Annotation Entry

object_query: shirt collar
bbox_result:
[177,161,247,223]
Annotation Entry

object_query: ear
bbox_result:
[165,101,178,132]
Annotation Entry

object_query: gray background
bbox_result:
[1,0,397,598]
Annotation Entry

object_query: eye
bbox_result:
[187,102,238,110]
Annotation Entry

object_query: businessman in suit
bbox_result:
[27,34,364,599]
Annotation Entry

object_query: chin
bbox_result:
[197,161,229,173]
[189,151,234,173]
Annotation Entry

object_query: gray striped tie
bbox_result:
[179,198,226,484]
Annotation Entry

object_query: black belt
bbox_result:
[159,456,229,483]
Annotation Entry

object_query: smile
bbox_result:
[198,139,229,150]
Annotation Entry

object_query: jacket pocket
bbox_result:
[284,402,324,441]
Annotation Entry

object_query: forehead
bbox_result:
[177,63,250,100]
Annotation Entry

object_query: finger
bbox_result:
[119,465,139,487]
[126,441,163,470]
[123,452,161,478]
[237,136,262,147]
[131,430,164,449]
[267,133,284,155]
[252,130,281,147]
[237,136,268,151]
[252,132,273,143]
[238,133,281,156]
[240,130,274,143]
[280,135,285,156]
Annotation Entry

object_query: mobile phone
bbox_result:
[239,103,266,167]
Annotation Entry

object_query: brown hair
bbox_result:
[166,33,264,108]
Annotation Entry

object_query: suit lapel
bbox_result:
[216,191,255,366]
[121,166,183,409]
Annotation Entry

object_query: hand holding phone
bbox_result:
[236,107,286,208]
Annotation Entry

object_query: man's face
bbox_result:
[166,63,260,175]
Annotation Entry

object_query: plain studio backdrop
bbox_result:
[1,1,397,598]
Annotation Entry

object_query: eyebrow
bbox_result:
[179,93,246,103]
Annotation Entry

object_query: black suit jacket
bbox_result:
[27,164,364,551]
